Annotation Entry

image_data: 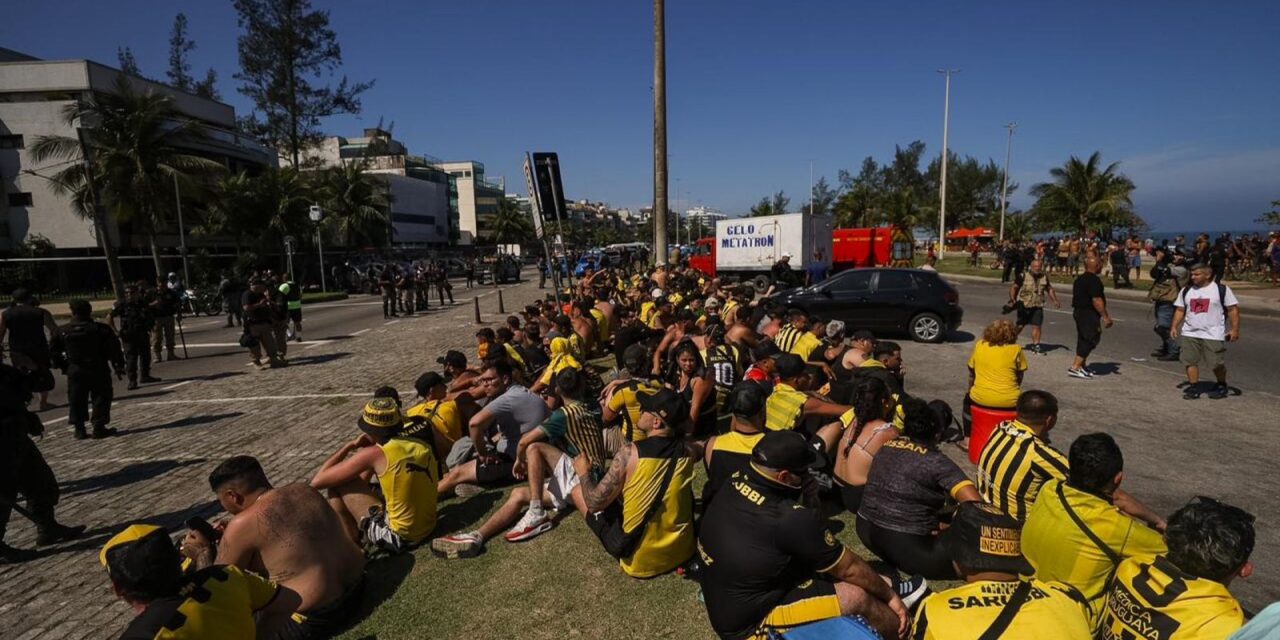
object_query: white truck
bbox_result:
[688,212,833,291]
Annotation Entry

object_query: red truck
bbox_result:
[831,226,915,270]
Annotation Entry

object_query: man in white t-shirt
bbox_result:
[1171,264,1240,400]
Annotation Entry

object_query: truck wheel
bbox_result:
[751,275,771,293]
[909,312,945,343]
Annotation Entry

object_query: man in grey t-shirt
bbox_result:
[438,360,550,495]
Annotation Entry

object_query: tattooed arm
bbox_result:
[574,444,632,512]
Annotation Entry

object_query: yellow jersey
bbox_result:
[911,579,1093,640]
[606,378,661,442]
[403,398,464,451]
[377,437,440,543]
[790,332,823,362]
[977,420,1069,521]
[764,382,806,431]
[640,301,657,325]
[1023,479,1167,622]
[119,565,280,640]
[967,340,1028,408]
[774,325,803,352]
[590,308,610,343]
[620,437,696,578]
[1097,556,1244,640]
[538,351,582,387]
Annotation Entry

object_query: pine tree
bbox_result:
[117,46,142,76]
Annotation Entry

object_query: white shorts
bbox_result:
[545,453,581,511]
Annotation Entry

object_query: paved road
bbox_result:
[27,282,520,430]
[947,278,1279,396]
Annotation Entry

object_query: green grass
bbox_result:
[932,256,1156,292]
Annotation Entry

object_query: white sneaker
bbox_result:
[1067,368,1091,379]
[431,532,483,559]
[504,507,552,542]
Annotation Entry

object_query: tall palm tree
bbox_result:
[317,162,392,248]
[1030,152,1136,234]
[490,197,533,245]
[30,77,224,279]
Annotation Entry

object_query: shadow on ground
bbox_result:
[121,412,243,437]
[435,492,503,533]
[946,331,976,344]
[62,458,209,498]
[333,553,416,638]
[285,352,352,368]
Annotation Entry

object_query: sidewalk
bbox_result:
[940,271,1280,319]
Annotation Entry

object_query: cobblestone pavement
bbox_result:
[0,278,550,639]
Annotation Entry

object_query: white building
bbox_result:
[0,47,273,258]
[439,160,504,245]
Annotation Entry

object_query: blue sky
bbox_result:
[5,1,1278,231]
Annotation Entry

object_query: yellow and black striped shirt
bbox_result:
[774,325,804,352]
[977,420,1069,521]
[764,382,807,432]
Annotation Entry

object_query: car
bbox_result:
[479,255,522,284]
[768,267,962,342]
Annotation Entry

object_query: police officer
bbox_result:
[0,362,85,563]
[150,276,181,361]
[50,300,125,440]
[0,288,59,410]
[107,284,160,390]
[278,273,303,342]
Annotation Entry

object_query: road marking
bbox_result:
[173,340,334,348]
[162,380,194,391]
[134,393,370,406]
[384,319,400,326]
[352,328,370,336]
[304,340,333,350]
[41,416,69,427]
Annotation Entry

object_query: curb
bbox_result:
[940,273,1280,320]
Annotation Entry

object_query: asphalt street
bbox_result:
[947,277,1279,397]
[27,282,518,428]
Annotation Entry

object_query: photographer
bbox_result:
[1148,249,1187,361]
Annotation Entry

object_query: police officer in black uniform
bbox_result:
[0,362,85,563]
[107,284,161,390]
[50,300,125,440]
[149,276,182,362]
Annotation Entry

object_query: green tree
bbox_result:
[116,47,142,77]
[233,0,373,166]
[490,197,534,245]
[1257,200,1280,226]
[750,190,790,217]
[168,13,220,99]
[1030,152,1139,234]
[804,177,838,216]
[317,162,392,248]
[29,77,223,282]
[927,152,1009,229]
[1001,211,1036,242]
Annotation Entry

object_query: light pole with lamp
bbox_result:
[998,122,1017,242]
[310,205,327,292]
[936,68,960,259]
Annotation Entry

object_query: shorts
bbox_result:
[545,453,581,510]
[1180,337,1226,369]
[288,308,302,323]
[754,576,842,638]
[1015,305,1044,327]
[360,507,412,553]
[270,574,365,640]
[475,453,517,486]
[1129,255,1142,269]
[1073,309,1102,358]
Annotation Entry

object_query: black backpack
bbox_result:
[1177,282,1230,324]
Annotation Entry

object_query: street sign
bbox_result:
[523,153,545,240]
[530,152,566,225]
[283,235,296,253]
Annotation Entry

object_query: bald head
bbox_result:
[1084,256,1102,273]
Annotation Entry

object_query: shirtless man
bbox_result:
[652,309,706,376]
[185,456,365,639]
[568,301,598,356]
[838,329,876,373]
[438,350,483,402]
[651,264,670,290]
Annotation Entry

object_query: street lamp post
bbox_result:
[936,68,960,259]
[999,122,1017,242]
[652,0,669,266]
[310,205,327,292]
[173,173,191,286]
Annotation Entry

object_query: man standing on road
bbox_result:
[379,265,398,318]
[149,276,181,362]
[1149,250,1187,361]
[0,288,59,410]
[279,273,304,342]
[1171,264,1240,400]
[50,300,124,440]
[108,284,161,390]
[805,249,829,287]
[240,279,284,369]
[1010,259,1060,354]
[1068,257,1112,379]
[218,271,243,328]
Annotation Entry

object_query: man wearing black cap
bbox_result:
[701,382,768,508]
[101,523,302,638]
[765,353,850,432]
[698,431,912,640]
[575,387,702,578]
[403,371,466,469]
[602,343,663,443]
[910,502,1092,639]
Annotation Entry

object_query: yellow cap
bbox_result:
[357,397,403,435]
[100,524,165,567]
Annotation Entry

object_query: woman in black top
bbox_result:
[856,397,981,579]
[673,341,717,439]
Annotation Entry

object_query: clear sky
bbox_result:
[5,1,1278,231]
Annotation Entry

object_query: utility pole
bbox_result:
[936,68,960,259]
[173,173,190,286]
[652,0,669,266]
[809,161,814,216]
[999,122,1017,242]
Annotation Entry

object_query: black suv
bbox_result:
[769,268,962,342]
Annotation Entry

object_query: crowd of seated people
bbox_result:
[98,261,1264,639]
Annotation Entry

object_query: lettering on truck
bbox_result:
[720,224,776,249]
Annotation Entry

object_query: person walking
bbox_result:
[149,277,181,361]
[396,266,415,316]
[279,274,303,342]
[379,265,398,318]
[241,278,285,368]
[465,259,476,289]
[0,288,59,410]
[218,271,243,328]
[1172,264,1240,400]
[0,362,85,563]
[107,284,160,390]
[435,262,454,306]
[1068,256,1112,379]
[50,300,124,439]
[268,276,290,360]
[537,255,548,289]
[1148,250,1187,361]
[1009,259,1060,354]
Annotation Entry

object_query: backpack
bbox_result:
[1147,270,1181,303]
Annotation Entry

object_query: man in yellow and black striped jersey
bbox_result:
[764,354,850,432]
[911,502,1093,640]
[699,431,912,640]
[772,309,810,353]
[1096,497,1255,640]
[103,523,302,639]
[978,390,1167,524]
[701,381,768,508]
